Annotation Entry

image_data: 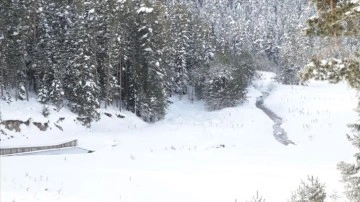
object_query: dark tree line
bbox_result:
[0,0,258,123]
[2,0,329,123]
[5,0,347,123]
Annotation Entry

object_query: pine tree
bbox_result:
[277,1,314,85]
[34,0,66,108]
[301,0,360,87]
[93,0,121,109]
[338,131,360,201]
[2,0,32,101]
[186,11,213,100]
[0,0,8,100]
[120,0,139,113]
[134,0,170,122]
[68,0,100,121]
[306,0,360,37]
[118,0,170,122]
[290,176,327,202]
[203,46,253,111]
[168,3,191,97]
[62,0,81,106]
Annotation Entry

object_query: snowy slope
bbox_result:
[0,71,358,202]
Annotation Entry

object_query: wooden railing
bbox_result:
[0,139,78,156]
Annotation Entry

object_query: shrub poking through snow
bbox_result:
[42,105,50,117]
[246,191,265,202]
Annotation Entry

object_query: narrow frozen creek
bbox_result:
[256,92,295,146]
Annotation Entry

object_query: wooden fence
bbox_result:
[0,139,78,156]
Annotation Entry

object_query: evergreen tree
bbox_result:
[35,0,66,108]
[68,0,100,121]
[277,1,314,85]
[338,132,360,201]
[0,0,8,100]
[62,0,79,107]
[301,0,360,87]
[187,13,214,100]
[93,0,121,108]
[168,3,191,96]
[135,0,170,122]
[203,47,253,111]
[2,0,32,101]
[289,176,326,202]
[120,0,139,113]
[119,0,170,122]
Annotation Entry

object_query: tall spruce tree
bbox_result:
[93,0,120,109]
[2,0,32,101]
[118,0,170,122]
[168,3,191,97]
[68,0,100,121]
[135,0,170,122]
[120,0,139,114]
[0,0,7,100]
[187,12,214,100]
[35,0,66,108]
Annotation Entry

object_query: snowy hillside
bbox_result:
[0,72,358,202]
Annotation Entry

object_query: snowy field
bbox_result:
[0,72,358,202]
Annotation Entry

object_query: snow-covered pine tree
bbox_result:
[62,0,80,107]
[203,46,252,111]
[289,176,326,202]
[277,1,314,85]
[93,0,120,109]
[35,0,66,108]
[337,132,360,201]
[106,0,123,110]
[168,2,190,97]
[278,32,311,85]
[134,0,170,122]
[117,0,170,122]
[69,0,100,122]
[2,0,31,101]
[203,61,232,111]
[0,0,7,100]
[187,12,214,100]
[119,0,140,113]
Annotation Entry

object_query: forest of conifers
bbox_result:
[0,0,348,122]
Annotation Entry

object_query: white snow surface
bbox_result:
[137,6,153,14]
[0,71,358,202]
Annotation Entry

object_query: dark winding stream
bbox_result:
[256,92,295,146]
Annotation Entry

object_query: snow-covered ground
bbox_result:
[0,72,358,202]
